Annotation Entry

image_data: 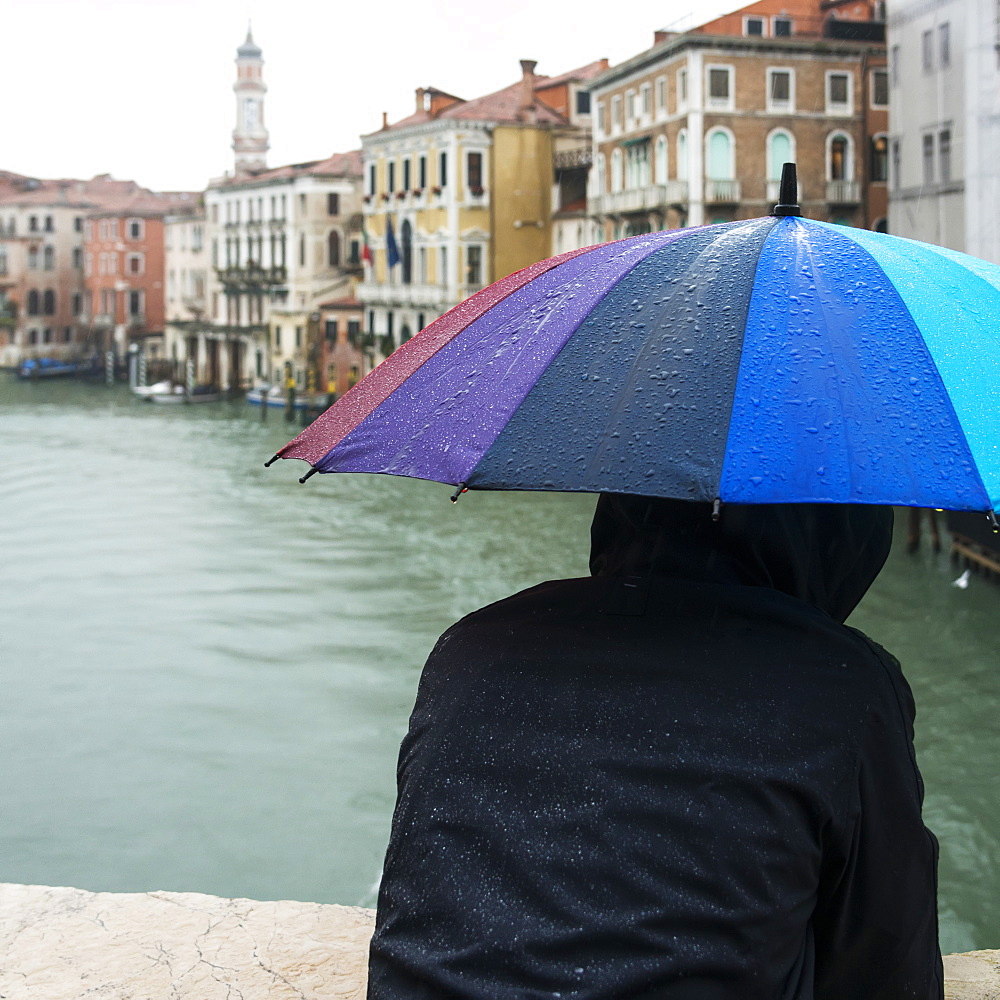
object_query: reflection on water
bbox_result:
[0,378,997,953]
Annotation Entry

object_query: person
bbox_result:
[367,495,942,1000]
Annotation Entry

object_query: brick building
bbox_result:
[587,0,887,238]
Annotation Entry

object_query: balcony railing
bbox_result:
[215,264,288,291]
[357,281,449,308]
[826,180,861,204]
[705,180,741,203]
[592,182,688,215]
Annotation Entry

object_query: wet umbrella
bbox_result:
[268,166,1000,518]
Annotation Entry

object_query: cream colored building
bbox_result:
[358,58,605,358]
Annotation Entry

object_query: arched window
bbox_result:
[870,134,889,182]
[43,246,55,270]
[43,290,56,315]
[27,290,39,315]
[327,230,340,267]
[706,128,734,180]
[677,130,688,180]
[655,136,668,185]
[828,133,852,180]
[400,324,412,345]
[401,220,413,285]
[595,153,606,195]
[611,149,623,193]
[767,130,794,180]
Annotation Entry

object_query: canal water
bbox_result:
[1,377,998,955]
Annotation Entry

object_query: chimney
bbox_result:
[381,111,389,130]
[518,59,538,123]
[416,87,426,113]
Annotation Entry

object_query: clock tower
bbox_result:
[232,26,269,175]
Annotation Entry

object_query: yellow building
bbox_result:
[358,58,606,357]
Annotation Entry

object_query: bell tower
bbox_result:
[232,25,269,175]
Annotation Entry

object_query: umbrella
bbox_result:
[268,165,1000,518]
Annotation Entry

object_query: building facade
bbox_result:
[164,207,208,377]
[359,58,606,359]
[588,0,887,239]
[887,0,1000,262]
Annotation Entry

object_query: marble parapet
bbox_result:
[0,882,997,998]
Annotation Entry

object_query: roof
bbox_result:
[212,149,362,190]
[0,174,191,211]
[375,59,606,135]
[237,26,262,58]
[320,295,362,309]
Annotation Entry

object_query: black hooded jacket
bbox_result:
[368,497,943,1000]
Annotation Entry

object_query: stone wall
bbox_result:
[0,882,996,999]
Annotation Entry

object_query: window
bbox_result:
[773,16,792,36]
[707,66,732,108]
[108,252,117,274]
[27,290,39,315]
[401,220,412,284]
[27,246,38,269]
[626,90,636,122]
[29,215,38,232]
[129,290,143,318]
[891,138,901,189]
[467,151,483,192]
[829,134,851,181]
[295,326,303,348]
[192,225,202,252]
[84,220,93,241]
[369,163,376,196]
[419,155,427,189]
[745,15,764,35]
[125,218,143,241]
[63,327,72,343]
[827,72,851,113]
[611,95,622,131]
[466,245,482,288]
[299,233,306,265]
[871,135,889,182]
[44,215,53,232]
[403,159,411,191]
[349,239,360,264]
[641,84,652,117]
[922,30,933,71]
[768,69,793,111]
[327,230,341,267]
[439,151,448,187]
[939,129,952,182]
[127,252,144,275]
[439,246,447,286]
[922,133,935,183]
[418,246,427,283]
[74,217,82,232]
[596,101,607,137]
[42,290,56,315]
[325,319,338,342]
[388,161,396,193]
[43,246,54,270]
[655,136,668,184]
[872,69,889,107]
[85,252,92,276]
[768,130,794,180]
[655,76,666,113]
[595,152,606,195]
[109,219,119,239]
[891,44,900,86]
[611,148,623,192]
[327,192,339,215]
[677,68,688,107]
[677,129,688,180]
[72,293,82,315]
[707,129,734,180]
[576,91,591,115]
[939,23,951,68]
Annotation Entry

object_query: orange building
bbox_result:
[83,193,198,357]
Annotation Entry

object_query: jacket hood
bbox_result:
[589,495,893,622]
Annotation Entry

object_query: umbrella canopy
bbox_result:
[272,212,1000,514]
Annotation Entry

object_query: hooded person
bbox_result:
[367,496,942,1000]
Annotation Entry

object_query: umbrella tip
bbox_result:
[450,482,469,503]
[299,467,319,485]
[264,454,280,468]
[771,162,801,218]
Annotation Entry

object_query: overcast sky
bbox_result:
[4,0,732,193]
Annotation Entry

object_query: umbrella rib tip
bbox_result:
[450,482,469,503]
[299,467,319,485]
[264,454,280,468]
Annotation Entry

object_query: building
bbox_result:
[887,0,1000,262]
[161,31,366,394]
[164,206,208,378]
[83,192,198,360]
[587,0,888,239]
[359,57,607,359]
[0,173,175,368]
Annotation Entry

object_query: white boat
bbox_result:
[246,385,327,410]
[147,384,222,405]
[132,380,177,399]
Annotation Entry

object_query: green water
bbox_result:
[1,378,997,954]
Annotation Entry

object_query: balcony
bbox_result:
[592,182,688,216]
[705,180,741,204]
[826,180,861,205]
[93,313,114,327]
[215,264,288,292]
[357,281,449,308]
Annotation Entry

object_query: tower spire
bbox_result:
[232,27,268,175]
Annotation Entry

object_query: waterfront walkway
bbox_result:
[0,882,995,998]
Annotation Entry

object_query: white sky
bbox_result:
[4,0,733,193]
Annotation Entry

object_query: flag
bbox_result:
[385,216,400,269]
[362,225,372,265]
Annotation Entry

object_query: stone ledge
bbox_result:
[1,883,996,999]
